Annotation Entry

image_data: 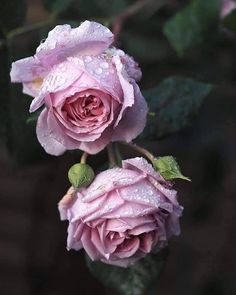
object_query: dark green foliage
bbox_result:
[222,9,236,32]
[95,0,128,16]
[163,0,220,56]
[86,249,168,295]
[0,35,10,142]
[122,32,169,63]
[142,77,213,140]
[3,32,47,164]
[42,0,75,14]
[0,0,26,33]
[7,84,45,163]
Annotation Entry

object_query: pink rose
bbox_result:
[10,21,147,155]
[59,157,183,267]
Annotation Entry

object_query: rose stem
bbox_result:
[114,143,123,166]
[120,141,156,163]
[80,152,88,164]
[107,144,117,168]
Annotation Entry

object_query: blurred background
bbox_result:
[0,0,236,294]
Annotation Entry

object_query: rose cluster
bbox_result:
[11,21,183,267]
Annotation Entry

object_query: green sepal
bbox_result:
[153,156,191,181]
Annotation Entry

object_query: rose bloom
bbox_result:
[59,157,183,267]
[10,21,147,155]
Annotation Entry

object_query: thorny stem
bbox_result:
[80,152,88,164]
[120,141,156,163]
[107,143,117,168]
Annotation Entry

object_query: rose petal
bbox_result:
[81,227,100,260]
[70,194,107,222]
[123,157,165,183]
[91,229,110,259]
[115,237,140,259]
[69,56,123,101]
[112,55,135,127]
[103,201,156,219]
[129,223,157,236]
[82,167,145,202]
[118,178,162,208]
[36,108,66,156]
[67,221,84,250]
[10,56,46,97]
[139,233,155,253]
[121,53,142,82]
[36,21,113,66]
[77,126,113,154]
[112,83,147,142]
[83,191,125,222]
[30,61,83,112]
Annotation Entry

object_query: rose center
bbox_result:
[81,95,103,116]
[62,93,105,123]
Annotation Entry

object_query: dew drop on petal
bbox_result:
[95,68,103,75]
[84,56,92,63]
[100,61,109,69]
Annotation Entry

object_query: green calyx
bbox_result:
[153,156,191,181]
[68,163,95,188]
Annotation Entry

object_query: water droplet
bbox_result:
[79,83,88,88]
[60,77,66,84]
[95,68,103,75]
[84,56,92,63]
[100,61,109,69]
[104,27,110,33]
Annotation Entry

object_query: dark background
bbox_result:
[1,0,236,294]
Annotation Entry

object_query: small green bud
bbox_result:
[153,156,191,181]
[68,163,95,188]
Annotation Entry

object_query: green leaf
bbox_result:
[26,109,42,124]
[141,76,213,140]
[42,0,74,14]
[153,156,190,181]
[163,0,220,56]
[86,249,168,295]
[0,0,26,32]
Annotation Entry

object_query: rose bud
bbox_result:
[59,157,183,267]
[10,21,147,155]
[68,163,95,188]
